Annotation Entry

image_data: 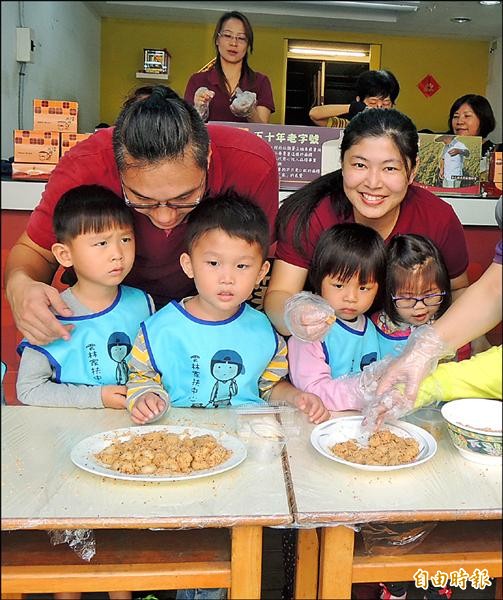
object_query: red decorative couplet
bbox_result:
[418,74,441,98]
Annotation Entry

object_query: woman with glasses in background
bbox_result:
[4,85,279,347]
[184,11,275,123]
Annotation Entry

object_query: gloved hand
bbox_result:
[317,359,402,441]
[371,325,455,423]
[193,87,215,121]
[358,355,411,438]
[284,291,336,342]
[348,100,367,119]
[230,87,257,118]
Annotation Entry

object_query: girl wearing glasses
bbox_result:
[371,234,452,358]
[184,11,275,123]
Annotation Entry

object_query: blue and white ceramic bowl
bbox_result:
[441,399,502,464]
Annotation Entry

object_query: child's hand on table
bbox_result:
[101,385,127,409]
[292,391,330,424]
[130,392,167,425]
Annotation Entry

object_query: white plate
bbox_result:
[310,416,437,472]
[71,425,247,482]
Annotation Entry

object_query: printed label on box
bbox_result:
[12,162,57,181]
[14,130,60,164]
[33,99,78,132]
[60,132,93,156]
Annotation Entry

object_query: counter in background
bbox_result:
[1,180,499,226]
[1,180,46,210]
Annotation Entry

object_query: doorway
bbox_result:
[284,40,380,126]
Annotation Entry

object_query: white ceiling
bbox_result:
[84,1,502,41]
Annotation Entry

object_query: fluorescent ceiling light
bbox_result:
[309,1,419,11]
[290,48,367,57]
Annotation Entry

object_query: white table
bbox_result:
[1,405,292,597]
[285,412,502,599]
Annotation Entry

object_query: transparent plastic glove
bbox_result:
[230,87,257,118]
[358,325,456,434]
[414,370,446,409]
[312,359,401,444]
[353,357,401,443]
[284,291,336,342]
[376,325,455,407]
[193,86,215,121]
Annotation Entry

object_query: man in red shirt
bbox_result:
[5,85,279,345]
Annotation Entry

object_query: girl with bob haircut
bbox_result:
[372,234,452,358]
[287,222,387,409]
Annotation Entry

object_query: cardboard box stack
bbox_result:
[12,99,91,181]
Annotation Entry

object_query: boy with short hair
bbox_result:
[17,184,154,410]
[126,191,329,425]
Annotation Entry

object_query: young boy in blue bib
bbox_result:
[16,185,154,600]
[17,185,154,411]
[126,191,329,426]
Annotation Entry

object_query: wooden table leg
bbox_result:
[230,525,262,600]
[495,577,502,600]
[318,525,355,600]
[295,528,319,599]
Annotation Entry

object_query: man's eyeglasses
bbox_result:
[391,292,446,309]
[122,173,206,212]
[218,31,248,45]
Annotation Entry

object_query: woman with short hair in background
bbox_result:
[448,93,497,156]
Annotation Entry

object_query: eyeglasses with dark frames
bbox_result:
[391,291,447,309]
[121,173,206,212]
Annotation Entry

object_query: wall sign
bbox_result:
[417,74,441,98]
[215,122,344,190]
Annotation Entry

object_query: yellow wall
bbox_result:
[101,18,490,133]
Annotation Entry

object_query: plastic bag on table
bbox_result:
[48,528,96,561]
[360,521,438,556]
[284,291,336,342]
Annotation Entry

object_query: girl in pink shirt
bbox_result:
[287,222,386,411]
